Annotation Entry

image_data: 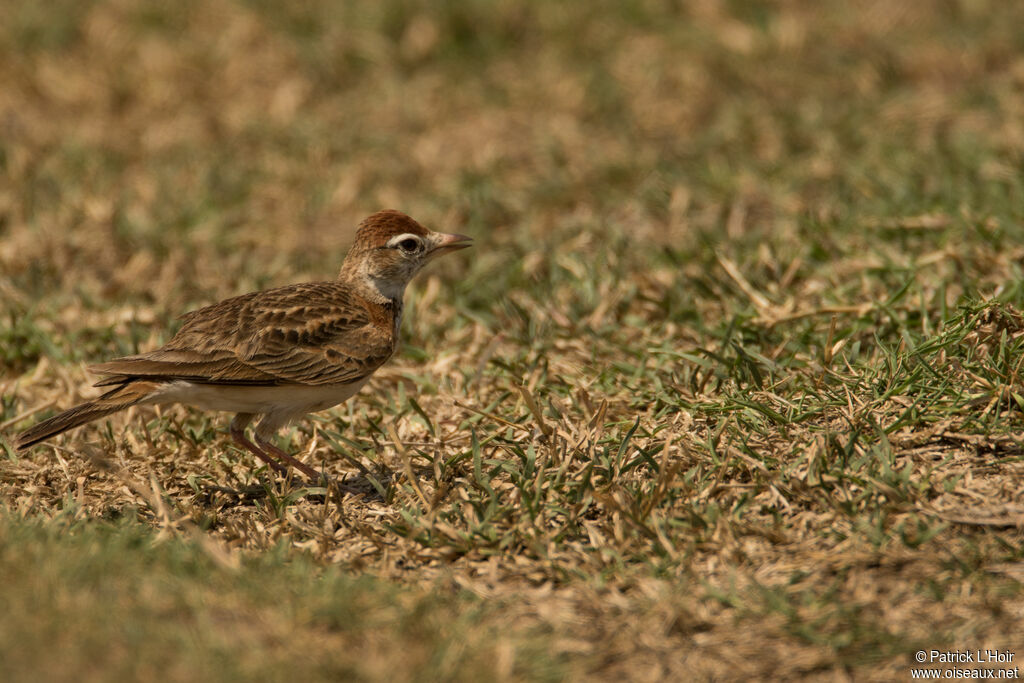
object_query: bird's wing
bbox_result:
[91,282,396,387]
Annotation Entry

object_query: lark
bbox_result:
[11,210,471,481]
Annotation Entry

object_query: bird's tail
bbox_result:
[12,381,157,451]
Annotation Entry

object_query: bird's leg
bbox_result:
[251,416,369,495]
[253,432,325,483]
[253,433,362,496]
[230,413,288,475]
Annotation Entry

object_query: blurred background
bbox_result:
[2,2,1024,679]
[3,0,1022,346]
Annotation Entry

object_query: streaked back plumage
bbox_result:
[9,208,470,480]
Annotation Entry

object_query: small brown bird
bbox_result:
[12,210,471,481]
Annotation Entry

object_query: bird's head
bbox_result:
[339,210,472,302]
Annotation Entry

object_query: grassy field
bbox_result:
[2,0,1024,680]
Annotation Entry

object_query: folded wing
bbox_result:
[91,282,395,387]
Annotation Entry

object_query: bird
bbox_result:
[10,210,471,482]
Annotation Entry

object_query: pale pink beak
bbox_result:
[428,232,473,258]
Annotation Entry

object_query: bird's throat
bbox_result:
[366,275,408,304]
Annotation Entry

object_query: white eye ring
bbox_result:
[388,233,423,253]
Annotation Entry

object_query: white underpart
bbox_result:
[146,378,371,434]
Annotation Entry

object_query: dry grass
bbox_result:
[2,1,1024,680]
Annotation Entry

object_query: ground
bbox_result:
[1,1,1023,680]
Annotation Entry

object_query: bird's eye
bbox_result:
[398,238,420,253]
